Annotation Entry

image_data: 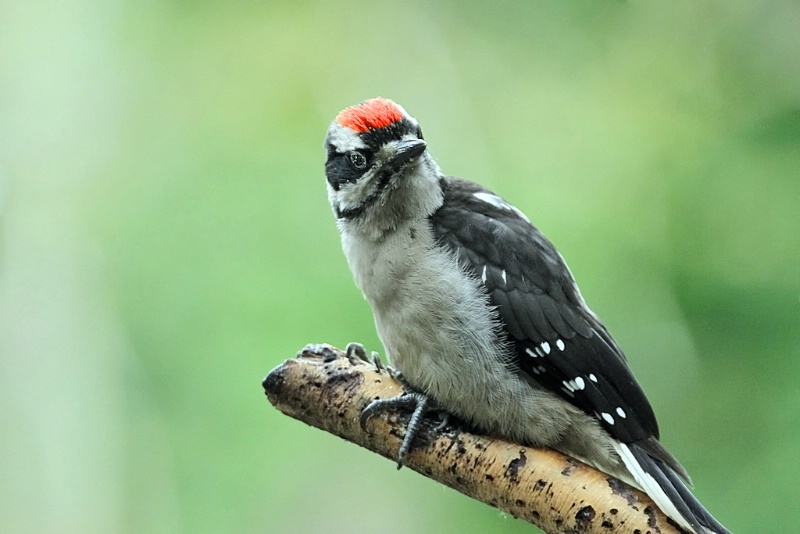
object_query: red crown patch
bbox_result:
[336,98,403,133]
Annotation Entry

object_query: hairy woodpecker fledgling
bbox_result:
[324,97,729,534]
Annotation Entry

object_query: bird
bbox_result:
[323,97,730,534]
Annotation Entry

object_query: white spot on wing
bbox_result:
[541,341,551,355]
[473,192,531,223]
[525,348,538,359]
[601,412,615,425]
[589,373,598,383]
[556,339,565,351]
[574,376,585,390]
[501,269,507,285]
[616,407,627,418]
[473,192,507,210]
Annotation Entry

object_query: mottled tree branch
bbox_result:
[263,345,685,534]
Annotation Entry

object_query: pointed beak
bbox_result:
[387,139,427,171]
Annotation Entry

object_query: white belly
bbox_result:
[340,221,576,447]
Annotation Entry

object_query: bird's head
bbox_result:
[324,98,442,236]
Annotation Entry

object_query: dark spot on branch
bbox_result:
[561,458,580,476]
[607,477,640,509]
[323,370,363,406]
[665,514,691,533]
[262,368,284,397]
[505,449,527,483]
[575,505,595,525]
[644,506,655,526]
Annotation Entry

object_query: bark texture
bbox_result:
[263,344,686,534]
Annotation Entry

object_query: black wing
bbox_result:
[429,177,659,443]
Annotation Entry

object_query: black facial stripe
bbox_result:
[335,168,395,220]
[359,118,418,149]
[326,152,367,191]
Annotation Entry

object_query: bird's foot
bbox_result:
[360,390,435,469]
[347,343,450,468]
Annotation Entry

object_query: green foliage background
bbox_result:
[2,1,798,532]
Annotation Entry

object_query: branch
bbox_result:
[263,345,684,534]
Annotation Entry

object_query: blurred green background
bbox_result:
[1,1,798,532]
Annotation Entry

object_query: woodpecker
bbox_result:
[324,97,729,534]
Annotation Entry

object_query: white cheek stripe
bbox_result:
[327,123,367,152]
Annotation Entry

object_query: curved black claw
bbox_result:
[433,412,451,432]
[345,342,367,362]
[299,343,338,362]
[345,342,396,374]
[360,392,431,469]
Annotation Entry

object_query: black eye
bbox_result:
[349,151,367,170]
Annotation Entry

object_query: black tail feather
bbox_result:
[628,443,731,534]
